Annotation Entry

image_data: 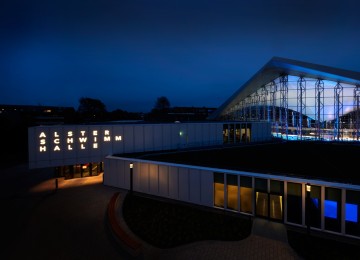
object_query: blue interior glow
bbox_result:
[324,200,337,219]
[312,198,319,209]
[345,203,358,223]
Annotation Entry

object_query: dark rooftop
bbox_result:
[119,140,360,186]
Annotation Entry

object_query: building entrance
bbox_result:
[255,192,283,221]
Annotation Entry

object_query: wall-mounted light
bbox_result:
[306,183,311,193]
[129,162,134,193]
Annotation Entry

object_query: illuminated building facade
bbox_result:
[209,57,360,141]
[28,58,360,240]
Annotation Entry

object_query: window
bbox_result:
[240,176,253,214]
[345,189,360,236]
[325,187,341,233]
[227,174,238,210]
[214,172,224,208]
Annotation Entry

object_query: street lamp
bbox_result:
[129,163,134,193]
[306,183,311,235]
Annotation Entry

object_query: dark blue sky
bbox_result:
[1,0,360,113]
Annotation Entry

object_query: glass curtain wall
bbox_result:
[226,75,360,141]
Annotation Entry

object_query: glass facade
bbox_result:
[309,185,322,229]
[212,172,360,239]
[345,189,360,237]
[214,172,225,208]
[255,178,268,218]
[227,174,238,211]
[223,74,360,142]
[223,123,251,144]
[56,162,103,179]
[240,176,253,214]
[287,182,302,224]
[325,187,342,232]
[270,180,283,220]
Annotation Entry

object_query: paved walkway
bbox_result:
[114,192,303,260]
[2,164,302,260]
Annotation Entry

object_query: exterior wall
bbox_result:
[28,121,272,169]
[104,156,214,208]
[104,155,360,240]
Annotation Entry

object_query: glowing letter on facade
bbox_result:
[67,131,73,150]
[115,136,122,141]
[104,129,111,142]
[39,132,46,152]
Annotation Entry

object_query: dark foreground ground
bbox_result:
[123,193,360,260]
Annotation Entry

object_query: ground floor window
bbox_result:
[214,172,224,208]
[255,178,268,217]
[325,187,342,233]
[345,189,360,237]
[308,185,322,229]
[240,176,253,214]
[287,182,302,224]
[56,162,103,179]
[211,172,359,239]
[270,180,283,220]
[227,174,238,211]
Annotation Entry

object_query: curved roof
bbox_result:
[209,57,360,119]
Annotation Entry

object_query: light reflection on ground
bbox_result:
[29,173,103,193]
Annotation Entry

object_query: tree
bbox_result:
[77,97,107,122]
[147,96,171,122]
[153,96,170,111]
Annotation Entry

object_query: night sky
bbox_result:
[1,0,360,113]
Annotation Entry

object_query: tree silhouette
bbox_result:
[77,97,107,122]
[153,96,170,111]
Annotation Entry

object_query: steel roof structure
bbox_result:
[209,57,360,120]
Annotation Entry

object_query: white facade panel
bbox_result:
[189,169,201,204]
[111,126,124,155]
[139,163,149,193]
[123,125,134,153]
[144,125,154,151]
[28,122,271,169]
[133,162,141,192]
[100,126,113,157]
[149,164,159,194]
[195,124,203,146]
[76,126,91,159]
[153,124,163,150]
[134,125,144,153]
[168,166,179,199]
[200,170,214,207]
[159,165,169,197]
[103,158,114,186]
[178,167,189,201]
[162,125,171,150]
[116,159,125,189]
[186,125,196,147]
